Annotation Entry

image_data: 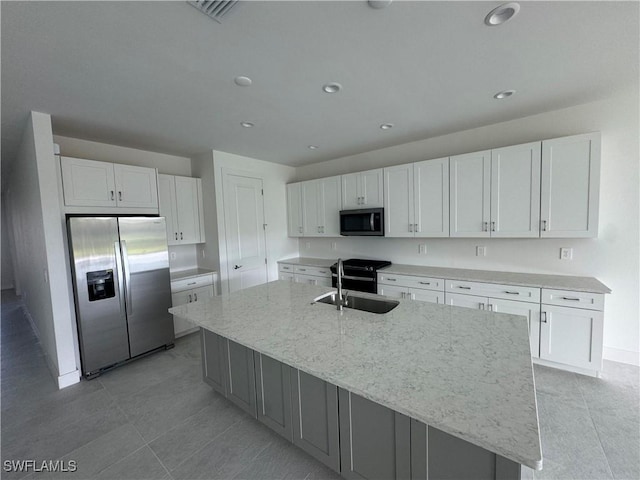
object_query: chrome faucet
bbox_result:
[336,258,345,311]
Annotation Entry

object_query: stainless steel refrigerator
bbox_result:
[68,216,174,378]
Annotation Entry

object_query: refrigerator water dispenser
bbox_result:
[87,270,115,301]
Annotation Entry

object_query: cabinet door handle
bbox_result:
[418,281,431,285]
[194,293,198,301]
[488,304,493,311]
[110,190,115,200]
[409,224,414,232]
[479,303,485,310]
[541,311,548,323]
[321,226,325,233]
[541,220,548,231]
[491,221,496,232]
[180,232,183,240]
[505,291,520,295]
[118,191,123,201]
[415,223,420,233]
[175,232,178,240]
[457,286,471,290]
[561,297,581,301]
[483,222,488,232]
[299,226,303,233]
[188,294,192,303]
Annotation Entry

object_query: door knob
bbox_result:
[234,265,242,270]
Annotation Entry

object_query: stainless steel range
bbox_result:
[330,258,392,293]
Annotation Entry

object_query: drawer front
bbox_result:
[294,265,331,277]
[279,263,294,273]
[445,280,540,303]
[171,273,214,292]
[279,272,295,282]
[541,289,604,311]
[378,273,444,291]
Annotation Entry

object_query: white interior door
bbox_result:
[223,174,267,293]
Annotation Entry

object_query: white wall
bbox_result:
[1,197,15,290]
[191,151,220,274]
[211,150,299,294]
[5,112,80,387]
[295,92,640,364]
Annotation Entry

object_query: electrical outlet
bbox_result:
[305,241,311,249]
[170,252,177,260]
[476,246,486,257]
[419,244,427,255]
[331,241,337,251]
[560,247,573,260]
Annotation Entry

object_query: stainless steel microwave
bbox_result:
[340,208,384,236]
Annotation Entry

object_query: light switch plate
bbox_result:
[419,244,427,255]
[170,252,177,260]
[305,242,311,249]
[476,246,486,257]
[560,247,573,260]
[331,241,337,251]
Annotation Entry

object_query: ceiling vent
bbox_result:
[188,0,239,23]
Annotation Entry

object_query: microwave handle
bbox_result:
[370,213,375,231]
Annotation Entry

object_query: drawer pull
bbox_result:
[457,286,471,290]
[418,282,431,285]
[505,291,520,295]
[386,278,397,282]
[561,296,581,301]
[299,268,306,272]
[188,282,197,285]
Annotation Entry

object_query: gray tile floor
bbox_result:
[1,290,638,480]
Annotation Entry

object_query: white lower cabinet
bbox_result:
[378,273,444,304]
[279,263,332,287]
[170,273,215,337]
[539,290,604,373]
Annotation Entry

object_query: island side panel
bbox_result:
[201,328,227,396]
[291,369,340,472]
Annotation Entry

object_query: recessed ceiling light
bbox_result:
[380,123,394,130]
[493,90,516,99]
[485,2,520,26]
[368,0,393,9]
[322,83,342,94]
[234,76,252,87]
[240,121,254,128]
[308,145,319,150]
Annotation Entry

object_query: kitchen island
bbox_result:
[170,280,542,479]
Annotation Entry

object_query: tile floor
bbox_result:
[1,290,638,480]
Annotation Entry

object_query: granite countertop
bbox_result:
[381,264,611,294]
[170,268,217,282]
[277,257,336,268]
[170,280,542,470]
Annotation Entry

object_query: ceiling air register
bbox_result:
[188,0,239,23]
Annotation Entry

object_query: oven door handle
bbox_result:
[331,274,375,282]
[370,213,375,231]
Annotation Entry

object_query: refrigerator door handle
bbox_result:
[114,242,126,317]
[120,240,133,315]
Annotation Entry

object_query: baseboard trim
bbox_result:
[57,369,81,389]
[603,346,640,366]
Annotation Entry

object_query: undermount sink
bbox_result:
[314,292,399,314]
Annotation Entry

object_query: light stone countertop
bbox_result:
[170,268,217,282]
[170,280,543,470]
[381,264,611,294]
[277,257,336,268]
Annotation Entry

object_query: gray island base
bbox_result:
[170,281,542,479]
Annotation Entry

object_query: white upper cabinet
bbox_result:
[449,151,491,237]
[384,164,414,237]
[61,156,118,207]
[414,157,449,237]
[301,176,341,237]
[158,174,204,245]
[61,156,158,210]
[385,158,449,238]
[490,142,541,238]
[287,183,303,237]
[112,164,158,208]
[341,169,383,209]
[540,133,601,238]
